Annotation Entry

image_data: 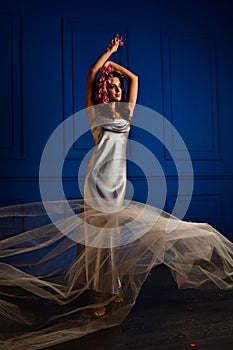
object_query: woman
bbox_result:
[81,34,138,317]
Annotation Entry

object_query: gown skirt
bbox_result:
[0,117,232,350]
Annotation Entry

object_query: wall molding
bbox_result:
[1,174,233,182]
[0,13,23,159]
[166,193,224,224]
[161,30,220,161]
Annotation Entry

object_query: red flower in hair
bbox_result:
[116,33,124,46]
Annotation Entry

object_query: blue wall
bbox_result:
[0,0,233,240]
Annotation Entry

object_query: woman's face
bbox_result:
[107,77,122,102]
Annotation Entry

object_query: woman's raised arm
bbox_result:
[104,61,138,106]
[85,36,122,109]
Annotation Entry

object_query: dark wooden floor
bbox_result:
[44,265,233,350]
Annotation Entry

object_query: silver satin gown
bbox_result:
[83,116,130,294]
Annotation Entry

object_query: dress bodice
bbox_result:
[91,116,130,145]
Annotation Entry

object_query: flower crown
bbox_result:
[95,34,124,104]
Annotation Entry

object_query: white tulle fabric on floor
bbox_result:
[0,202,233,349]
[0,116,233,350]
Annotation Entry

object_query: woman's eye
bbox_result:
[109,84,121,90]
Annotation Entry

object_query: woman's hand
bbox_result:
[107,36,120,53]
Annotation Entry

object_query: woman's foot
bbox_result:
[93,306,106,318]
[93,291,106,318]
[112,294,124,303]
